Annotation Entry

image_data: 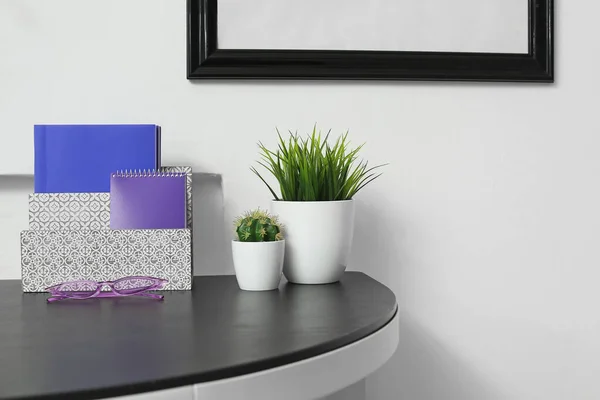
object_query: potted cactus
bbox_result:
[232,209,285,291]
[252,127,385,284]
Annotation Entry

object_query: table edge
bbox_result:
[4,274,397,400]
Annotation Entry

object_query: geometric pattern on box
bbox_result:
[20,229,192,292]
[29,193,110,230]
[161,166,194,274]
[160,166,193,229]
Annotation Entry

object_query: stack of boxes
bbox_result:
[20,125,193,292]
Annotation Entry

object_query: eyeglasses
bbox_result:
[45,276,168,303]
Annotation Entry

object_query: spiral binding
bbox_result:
[111,169,186,178]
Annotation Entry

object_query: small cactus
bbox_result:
[234,208,283,242]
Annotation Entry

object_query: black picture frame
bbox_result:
[187,0,553,82]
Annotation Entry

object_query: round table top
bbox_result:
[0,272,397,400]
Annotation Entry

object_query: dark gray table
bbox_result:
[0,272,397,400]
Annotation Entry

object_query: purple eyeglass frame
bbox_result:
[45,276,168,303]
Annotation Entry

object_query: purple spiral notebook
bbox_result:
[110,171,187,230]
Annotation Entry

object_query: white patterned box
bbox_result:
[29,193,110,230]
[29,167,192,231]
[21,229,192,292]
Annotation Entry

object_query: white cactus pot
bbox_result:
[231,240,285,291]
[271,200,355,284]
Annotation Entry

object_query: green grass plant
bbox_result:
[251,127,385,201]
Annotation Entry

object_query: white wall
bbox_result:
[1,1,599,399]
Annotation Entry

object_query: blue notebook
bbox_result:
[34,125,161,193]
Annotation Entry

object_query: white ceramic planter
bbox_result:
[271,200,355,284]
[231,240,285,291]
